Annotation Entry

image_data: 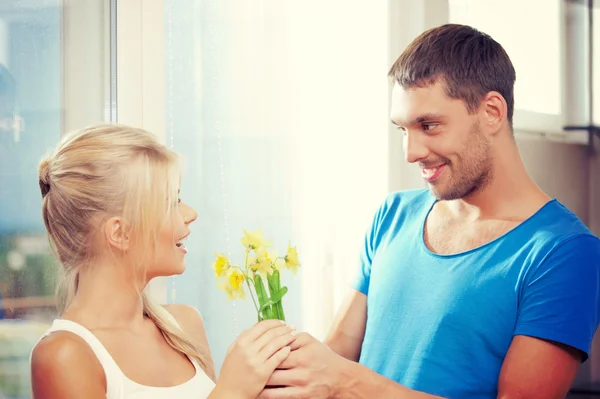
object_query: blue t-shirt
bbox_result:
[353,189,600,399]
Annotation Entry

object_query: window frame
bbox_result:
[445,0,589,144]
[115,0,168,303]
[62,0,113,132]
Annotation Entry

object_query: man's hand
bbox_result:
[257,332,348,399]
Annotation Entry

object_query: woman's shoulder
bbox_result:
[162,304,216,381]
[31,330,106,397]
[162,304,206,330]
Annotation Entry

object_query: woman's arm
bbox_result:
[30,331,106,399]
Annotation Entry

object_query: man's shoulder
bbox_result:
[520,200,600,273]
[366,188,432,239]
[378,188,433,214]
[529,199,598,246]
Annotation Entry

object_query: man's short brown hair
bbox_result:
[388,24,516,126]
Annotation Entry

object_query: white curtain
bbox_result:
[167,0,389,372]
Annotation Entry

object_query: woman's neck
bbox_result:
[63,260,147,330]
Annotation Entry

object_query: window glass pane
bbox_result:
[0,1,108,397]
[448,0,562,116]
[166,0,389,372]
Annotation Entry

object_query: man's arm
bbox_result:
[332,335,582,399]
[497,336,581,398]
[324,289,367,362]
[261,330,584,399]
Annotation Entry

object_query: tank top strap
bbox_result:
[42,319,124,398]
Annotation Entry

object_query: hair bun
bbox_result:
[38,158,52,198]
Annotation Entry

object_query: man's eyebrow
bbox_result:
[391,113,444,127]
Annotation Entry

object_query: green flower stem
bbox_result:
[254,275,273,320]
[245,277,260,315]
[233,264,260,314]
[267,268,285,321]
[242,252,261,315]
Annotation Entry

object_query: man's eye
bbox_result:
[422,123,437,131]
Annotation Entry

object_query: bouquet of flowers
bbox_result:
[211,229,301,322]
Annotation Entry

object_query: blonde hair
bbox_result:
[39,123,209,371]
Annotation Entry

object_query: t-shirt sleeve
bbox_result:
[352,229,375,296]
[351,200,389,296]
[514,234,600,361]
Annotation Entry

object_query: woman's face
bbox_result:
[145,194,198,280]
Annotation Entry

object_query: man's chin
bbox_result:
[427,184,464,201]
[426,182,444,199]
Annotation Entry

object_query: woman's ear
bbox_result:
[103,217,130,251]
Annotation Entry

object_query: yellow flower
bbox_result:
[211,253,230,279]
[273,257,286,271]
[246,256,258,278]
[256,256,274,276]
[249,250,274,277]
[218,269,246,300]
[240,229,273,251]
[260,249,286,271]
[255,247,268,258]
[285,245,301,275]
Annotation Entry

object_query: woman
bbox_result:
[30,124,295,398]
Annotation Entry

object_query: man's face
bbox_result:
[390,80,492,200]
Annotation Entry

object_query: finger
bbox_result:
[259,332,296,363]
[274,349,300,370]
[255,325,296,353]
[257,386,305,399]
[265,345,291,372]
[288,332,313,351]
[265,368,298,387]
[242,319,286,342]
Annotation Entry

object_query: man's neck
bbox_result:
[446,143,551,221]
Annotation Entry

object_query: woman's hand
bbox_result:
[211,319,296,399]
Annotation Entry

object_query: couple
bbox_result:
[30,24,600,399]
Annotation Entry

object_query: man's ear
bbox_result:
[479,90,508,136]
[102,217,130,251]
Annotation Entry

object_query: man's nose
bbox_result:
[403,133,429,164]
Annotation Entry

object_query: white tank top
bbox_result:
[33,318,216,399]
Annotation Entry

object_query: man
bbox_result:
[259,24,600,398]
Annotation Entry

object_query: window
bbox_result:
[0,1,109,397]
[448,0,563,130]
[164,0,389,372]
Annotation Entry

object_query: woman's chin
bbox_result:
[147,264,186,280]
